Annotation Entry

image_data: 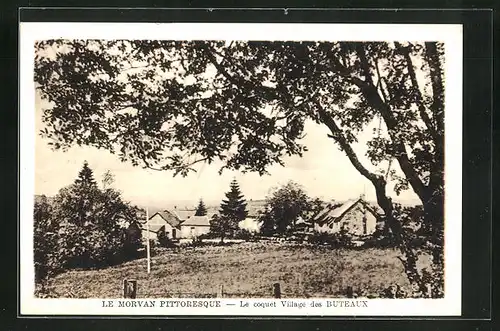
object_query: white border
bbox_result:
[19,22,463,316]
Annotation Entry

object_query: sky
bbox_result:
[34,91,420,209]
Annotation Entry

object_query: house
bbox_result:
[144,210,182,239]
[142,209,211,240]
[178,215,210,238]
[312,197,384,237]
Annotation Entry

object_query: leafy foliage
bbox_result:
[259,181,315,236]
[307,230,354,249]
[157,226,176,248]
[36,162,143,276]
[34,195,60,281]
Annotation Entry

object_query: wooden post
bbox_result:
[297,273,302,293]
[217,284,224,298]
[146,208,151,274]
[123,279,137,298]
[273,282,281,298]
[346,286,354,298]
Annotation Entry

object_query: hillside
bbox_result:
[38,241,432,299]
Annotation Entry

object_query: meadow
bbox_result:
[39,241,432,299]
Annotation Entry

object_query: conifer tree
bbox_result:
[215,179,248,241]
[75,161,97,188]
[195,198,207,216]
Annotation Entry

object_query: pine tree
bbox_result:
[75,161,97,188]
[216,179,248,241]
[195,198,207,216]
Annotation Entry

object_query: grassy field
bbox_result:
[40,241,432,298]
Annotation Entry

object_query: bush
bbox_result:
[34,195,62,281]
[157,227,176,248]
[307,230,353,248]
[234,228,254,240]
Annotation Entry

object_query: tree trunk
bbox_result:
[422,189,444,297]
[371,176,428,295]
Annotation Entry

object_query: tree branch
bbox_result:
[424,42,445,135]
[374,58,389,104]
[396,42,439,141]
[314,101,381,185]
[424,42,445,198]
[201,44,277,99]
[354,43,428,203]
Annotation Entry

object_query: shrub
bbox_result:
[234,228,254,240]
[34,195,61,282]
[307,230,353,248]
[157,227,176,248]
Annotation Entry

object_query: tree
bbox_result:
[194,198,207,216]
[259,181,314,236]
[53,163,141,268]
[34,40,444,296]
[209,214,228,243]
[102,169,115,189]
[34,195,60,282]
[213,179,248,242]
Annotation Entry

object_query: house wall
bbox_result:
[338,205,377,236]
[141,229,158,243]
[313,204,378,236]
[314,221,340,233]
[179,225,210,238]
[148,214,178,239]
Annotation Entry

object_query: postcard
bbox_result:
[19,22,462,316]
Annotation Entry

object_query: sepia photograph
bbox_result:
[20,22,463,316]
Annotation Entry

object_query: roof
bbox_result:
[313,198,383,226]
[172,209,196,220]
[155,211,181,227]
[143,223,164,233]
[140,210,182,233]
[180,215,210,227]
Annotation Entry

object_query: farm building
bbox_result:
[178,215,210,238]
[141,209,210,240]
[312,197,384,237]
[143,210,182,240]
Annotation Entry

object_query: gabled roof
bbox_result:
[180,215,210,227]
[156,211,182,227]
[143,210,181,232]
[172,210,196,221]
[313,198,383,226]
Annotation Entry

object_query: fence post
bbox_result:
[346,286,353,298]
[217,284,224,298]
[123,279,137,299]
[297,273,302,294]
[273,282,281,298]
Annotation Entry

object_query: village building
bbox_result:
[145,210,182,239]
[312,197,384,237]
[141,209,211,240]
